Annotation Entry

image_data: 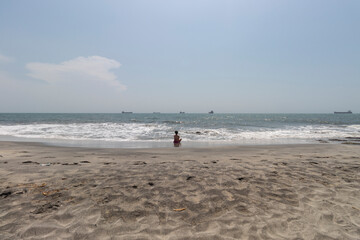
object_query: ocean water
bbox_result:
[0,113,359,148]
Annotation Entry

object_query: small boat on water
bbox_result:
[334,110,352,114]
[209,110,214,114]
[179,111,185,114]
[122,111,133,114]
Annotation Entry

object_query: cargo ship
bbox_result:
[334,110,352,114]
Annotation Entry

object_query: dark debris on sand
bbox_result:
[0,191,12,198]
[22,161,39,165]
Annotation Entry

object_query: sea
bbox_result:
[0,113,359,148]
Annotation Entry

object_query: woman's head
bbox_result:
[175,131,178,135]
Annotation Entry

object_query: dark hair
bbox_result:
[175,131,178,134]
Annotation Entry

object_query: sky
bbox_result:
[0,0,359,113]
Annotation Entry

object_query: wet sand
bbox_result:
[0,141,359,239]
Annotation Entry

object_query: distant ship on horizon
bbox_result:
[209,110,214,114]
[334,110,352,114]
[122,111,133,114]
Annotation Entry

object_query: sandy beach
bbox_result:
[0,142,359,239]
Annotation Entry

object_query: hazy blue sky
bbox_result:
[1,0,359,113]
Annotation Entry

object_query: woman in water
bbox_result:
[173,131,182,145]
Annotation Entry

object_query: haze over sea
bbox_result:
[0,113,359,148]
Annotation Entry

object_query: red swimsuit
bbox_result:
[174,135,181,143]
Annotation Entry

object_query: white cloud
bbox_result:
[0,54,13,63]
[26,56,126,90]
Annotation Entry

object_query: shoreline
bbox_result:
[1,141,359,239]
[0,139,333,152]
[0,136,325,149]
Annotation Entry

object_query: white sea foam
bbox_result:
[0,123,172,142]
[0,123,358,146]
[184,125,358,141]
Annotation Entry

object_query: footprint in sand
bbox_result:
[288,220,304,231]
[31,202,60,214]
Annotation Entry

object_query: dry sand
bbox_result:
[0,141,359,240]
